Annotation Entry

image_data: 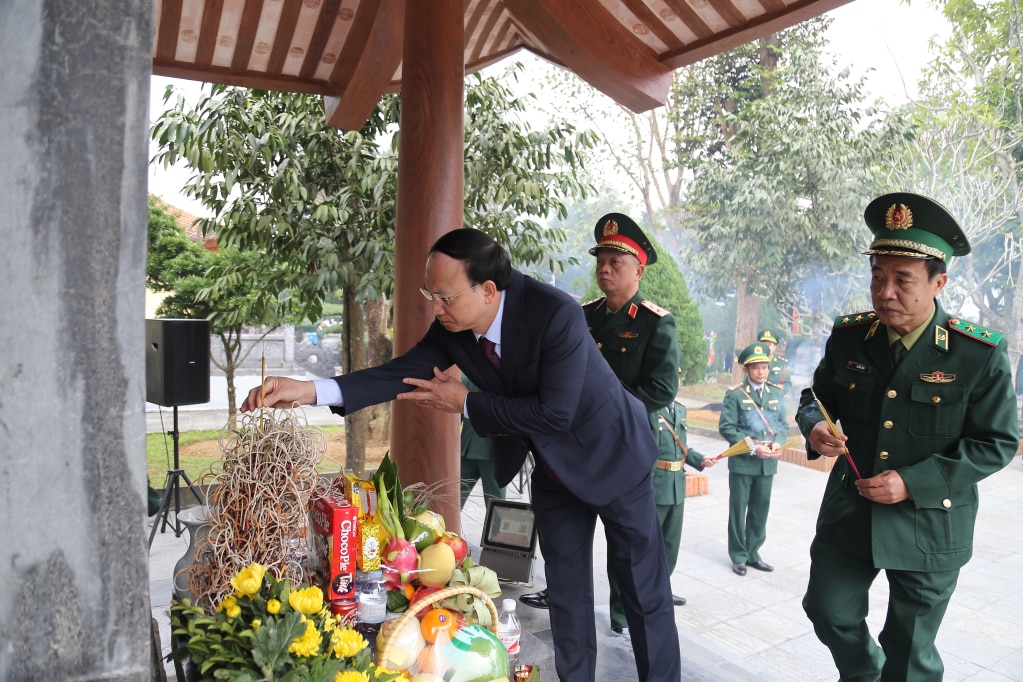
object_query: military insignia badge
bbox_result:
[885,203,913,230]
[618,331,639,339]
[627,303,639,318]
[920,371,955,383]
[603,218,619,236]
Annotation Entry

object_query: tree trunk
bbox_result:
[732,280,761,384]
[364,296,393,443]
[343,289,368,477]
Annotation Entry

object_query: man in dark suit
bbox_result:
[240,228,681,682]
[797,193,1018,681]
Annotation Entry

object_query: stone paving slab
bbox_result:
[148,409,1023,682]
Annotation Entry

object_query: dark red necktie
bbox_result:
[479,336,501,372]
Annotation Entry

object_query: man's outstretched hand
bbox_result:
[240,377,317,412]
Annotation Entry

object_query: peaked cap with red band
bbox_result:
[588,212,658,265]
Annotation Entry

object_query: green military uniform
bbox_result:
[796,193,1019,682]
[583,292,680,418]
[651,399,709,574]
[718,343,787,568]
[759,329,791,395]
[459,376,506,508]
[581,212,683,629]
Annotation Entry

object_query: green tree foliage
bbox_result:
[877,0,1023,351]
[147,196,288,424]
[683,19,876,307]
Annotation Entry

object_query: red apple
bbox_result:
[438,531,469,566]
[409,586,442,608]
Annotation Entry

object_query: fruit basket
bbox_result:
[377,584,506,680]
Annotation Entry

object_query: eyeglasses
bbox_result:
[419,283,480,307]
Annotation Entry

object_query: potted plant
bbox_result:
[169,562,402,682]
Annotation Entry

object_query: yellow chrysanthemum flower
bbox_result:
[266,598,281,615]
[332,628,368,659]
[231,563,267,597]
[251,619,261,629]
[333,671,369,682]
[217,594,241,619]
[289,585,325,616]
[288,617,323,658]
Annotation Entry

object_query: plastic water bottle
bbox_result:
[355,570,386,653]
[497,598,521,676]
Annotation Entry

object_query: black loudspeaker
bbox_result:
[145,319,211,407]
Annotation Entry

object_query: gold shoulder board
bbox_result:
[640,300,671,317]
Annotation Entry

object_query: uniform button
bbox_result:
[658,426,664,431]
[942,499,952,508]
[879,451,889,459]
[620,347,626,353]
[887,390,897,398]
[883,420,893,429]
[849,382,856,390]
[932,395,941,404]
[597,342,603,349]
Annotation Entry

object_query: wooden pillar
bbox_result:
[392,0,464,533]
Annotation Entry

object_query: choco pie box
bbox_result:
[310,495,359,601]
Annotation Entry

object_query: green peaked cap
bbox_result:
[862,192,970,262]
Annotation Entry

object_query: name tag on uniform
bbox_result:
[846,361,871,374]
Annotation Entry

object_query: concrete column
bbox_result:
[392,0,465,533]
[0,1,152,680]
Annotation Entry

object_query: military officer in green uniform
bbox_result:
[759,329,791,395]
[517,212,689,628]
[797,193,1018,682]
[651,396,716,594]
[719,342,787,576]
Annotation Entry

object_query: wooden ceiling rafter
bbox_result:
[504,0,672,112]
[150,0,853,128]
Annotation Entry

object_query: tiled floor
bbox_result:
[148,404,1023,681]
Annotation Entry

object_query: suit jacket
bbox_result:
[796,302,1018,571]
[331,270,659,507]
[719,379,786,476]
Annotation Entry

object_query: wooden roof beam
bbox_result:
[323,0,405,130]
[505,0,671,112]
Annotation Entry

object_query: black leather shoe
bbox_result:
[746,560,774,572]
[732,562,747,576]
[519,589,549,609]
[672,594,687,606]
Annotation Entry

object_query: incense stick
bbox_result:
[810,388,862,479]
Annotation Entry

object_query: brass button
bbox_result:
[620,347,626,353]
[942,499,952,508]
[879,451,889,459]
[849,382,856,390]
[883,420,893,429]
[659,426,665,431]
[597,342,603,349]
[932,395,941,404]
[887,390,897,399]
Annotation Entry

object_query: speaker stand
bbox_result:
[148,405,205,549]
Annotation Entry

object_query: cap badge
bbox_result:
[885,203,914,231]
[754,345,763,354]
[602,219,619,236]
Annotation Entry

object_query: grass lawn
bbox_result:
[146,424,358,486]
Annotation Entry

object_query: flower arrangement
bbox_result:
[169,563,402,682]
